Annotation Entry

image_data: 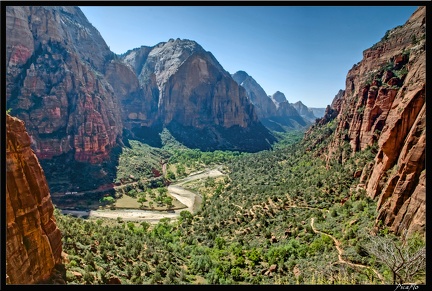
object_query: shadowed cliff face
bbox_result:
[6,114,63,284]
[319,6,425,236]
[291,101,317,123]
[232,70,278,120]
[232,71,309,132]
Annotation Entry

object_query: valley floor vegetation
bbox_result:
[54,124,426,285]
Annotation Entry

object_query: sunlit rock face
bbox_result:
[6,6,124,164]
[319,7,425,236]
[6,114,63,284]
[6,5,277,198]
[121,39,277,152]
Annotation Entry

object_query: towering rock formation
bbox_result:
[121,39,277,151]
[232,71,308,131]
[269,91,308,128]
[231,70,277,119]
[6,6,278,194]
[5,6,136,194]
[320,7,426,236]
[6,6,124,164]
[269,90,288,106]
[6,114,63,284]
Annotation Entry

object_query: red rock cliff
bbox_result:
[5,6,123,164]
[324,7,425,236]
[6,114,63,284]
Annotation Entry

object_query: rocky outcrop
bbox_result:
[232,71,308,131]
[269,90,288,106]
[312,89,344,128]
[6,114,63,284]
[105,58,158,130]
[6,6,124,164]
[323,7,426,236]
[121,39,276,151]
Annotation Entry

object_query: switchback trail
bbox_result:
[310,217,385,283]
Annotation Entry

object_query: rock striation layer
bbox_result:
[6,114,63,284]
[320,7,426,236]
[6,6,124,164]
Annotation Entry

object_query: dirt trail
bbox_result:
[310,217,385,283]
[66,167,225,223]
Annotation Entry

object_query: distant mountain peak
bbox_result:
[271,91,288,104]
[232,70,249,82]
[154,38,207,55]
[291,100,317,122]
[232,71,308,131]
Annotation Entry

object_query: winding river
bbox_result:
[61,167,225,223]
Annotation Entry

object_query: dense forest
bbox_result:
[53,120,426,285]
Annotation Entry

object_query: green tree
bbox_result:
[140,221,150,232]
[246,248,262,267]
[163,196,173,209]
[138,195,147,206]
[166,170,176,180]
[127,222,135,232]
[179,210,193,225]
[157,187,167,196]
[231,267,243,281]
[101,196,115,206]
[83,271,94,284]
[177,164,186,177]
[214,236,226,250]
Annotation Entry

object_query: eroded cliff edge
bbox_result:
[6,114,63,284]
[318,7,425,237]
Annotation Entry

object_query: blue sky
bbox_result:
[80,5,419,108]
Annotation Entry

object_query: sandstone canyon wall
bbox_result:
[321,6,426,236]
[6,114,63,284]
[6,6,124,164]
[6,6,277,194]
